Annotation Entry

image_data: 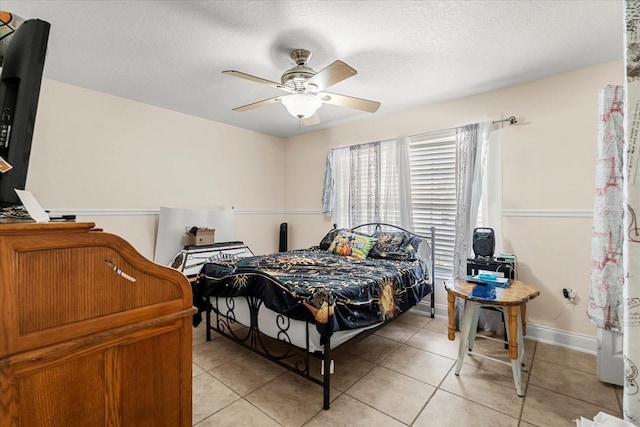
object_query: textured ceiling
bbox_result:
[2,0,624,139]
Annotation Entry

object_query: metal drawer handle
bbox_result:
[105,259,137,282]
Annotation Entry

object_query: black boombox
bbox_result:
[472,227,495,258]
[468,227,515,279]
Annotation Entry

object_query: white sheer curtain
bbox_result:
[322,137,414,230]
[452,122,495,328]
[453,123,485,277]
[397,136,414,230]
[482,124,503,256]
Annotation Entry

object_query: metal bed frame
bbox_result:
[203,224,436,410]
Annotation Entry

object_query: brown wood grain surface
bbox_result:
[0,222,195,426]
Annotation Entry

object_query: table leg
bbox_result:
[467,305,482,351]
[507,305,524,397]
[455,301,476,376]
[518,307,527,373]
[521,304,527,336]
[507,306,519,360]
[447,291,456,341]
[510,357,524,397]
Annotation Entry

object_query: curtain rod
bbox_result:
[408,115,518,140]
[492,115,518,125]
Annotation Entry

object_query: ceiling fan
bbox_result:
[222,49,381,125]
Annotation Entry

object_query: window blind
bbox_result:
[409,133,457,273]
[325,133,458,274]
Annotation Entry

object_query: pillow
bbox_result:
[368,231,422,261]
[318,228,344,251]
[328,230,376,260]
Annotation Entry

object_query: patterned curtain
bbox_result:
[624,2,640,422]
[588,85,625,331]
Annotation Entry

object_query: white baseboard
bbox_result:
[524,323,597,354]
[412,301,597,354]
[413,301,449,318]
[502,208,593,218]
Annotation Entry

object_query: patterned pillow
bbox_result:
[368,231,422,261]
[328,230,376,260]
[318,228,345,250]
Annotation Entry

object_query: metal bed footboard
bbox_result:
[205,295,334,409]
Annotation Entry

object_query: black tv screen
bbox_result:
[0,18,50,206]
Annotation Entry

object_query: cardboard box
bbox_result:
[185,227,215,246]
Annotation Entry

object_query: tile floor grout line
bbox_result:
[377,347,457,390]
[525,369,621,413]
[206,349,291,396]
[192,395,241,427]
[192,317,619,426]
[339,392,410,426]
[363,322,531,424]
[439,338,537,420]
[437,369,524,421]
[524,382,622,415]
[532,355,610,376]
[340,327,437,426]
[345,325,457,425]
[339,366,413,426]
[408,361,457,425]
[191,371,243,426]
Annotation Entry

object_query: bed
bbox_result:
[193,223,436,409]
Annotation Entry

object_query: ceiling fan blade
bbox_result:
[232,96,282,112]
[302,113,320,126]
[222,70,291,92]
[306,60,357,91]
[321,92,381,113]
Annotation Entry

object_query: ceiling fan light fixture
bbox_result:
[281,94,322,119]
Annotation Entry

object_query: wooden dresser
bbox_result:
[0,222,195,426]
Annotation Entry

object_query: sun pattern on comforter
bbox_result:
[195,248,431,341]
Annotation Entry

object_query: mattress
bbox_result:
[209,296,382,352]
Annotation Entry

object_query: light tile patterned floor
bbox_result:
[191,313,622,426]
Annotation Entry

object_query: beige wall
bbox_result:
[25,61,623,340]
[283,60,624,338]
[26,80,287,257]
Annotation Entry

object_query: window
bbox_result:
[409,132,457,274]
[324,124,495,279]
[323,134,459,274]
[348,142,400,227]
[325,140,407,229]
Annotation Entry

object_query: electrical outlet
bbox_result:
[562,288,577,302]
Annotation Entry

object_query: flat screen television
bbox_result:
[0,18,50,206]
